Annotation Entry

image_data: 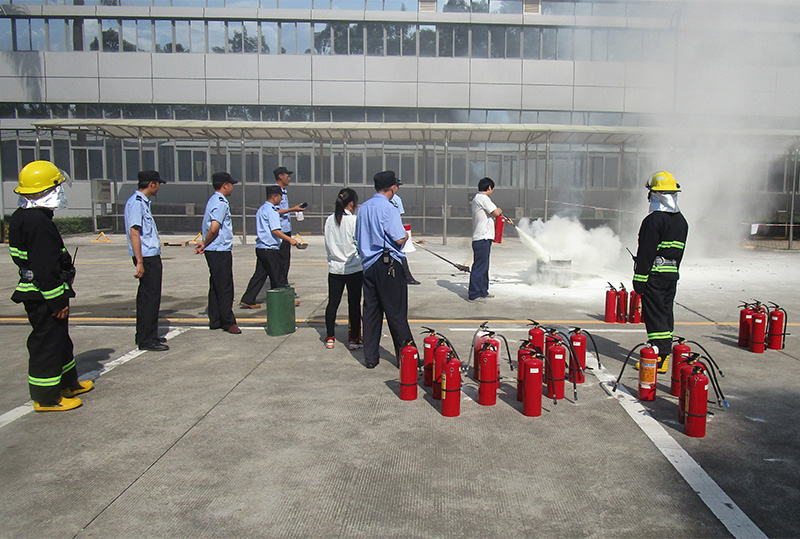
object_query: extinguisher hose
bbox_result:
[496,333,514,372]
[557,331,581,401]
[686,340,724,377]
[612,343,647,392]
[585,330,602,369]
[541,354,558,406]
[698,357,729,408]
[435,333,461,360]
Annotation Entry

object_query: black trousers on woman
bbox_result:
[325,271,363,340]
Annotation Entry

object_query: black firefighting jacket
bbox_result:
[633,210,689,293]
[9,207,75,313]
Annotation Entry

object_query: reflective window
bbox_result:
[31,18,46,51]
[557,28,571,60]
[208,20,225,53]
[349,23,364,54]
[490,0,521,14]
[297,22,311,54]
[99,20,120,52]
[573,28,590,61]
[367,23,384,55]
[472,25,488,58]
[591,29,607,61]
[419,25,436,57]
[386,23,402,56]
[489,26,504,58]
[438,24,453,57]
[523,27,539,59]
[541,27,556,59]
[402,24,416,56]
[331,22,348,54]
[384,0,415,11]
[331,0,364,8]
[471,0,489,13]
[453,25,468,57]
[607,29,625,62]
[261,22,278,54]
[84,19,99,51]
[122,19,138,51]
[506,26,520,58]
[155,20,173,52]
[365,0,383,10]
[190,20,205,53]
[314,23,332,55]
[14,19,32,51]
[280,22,295,54]
[137,19,152,52]
[280,0,313,8]
[441,0,469,12]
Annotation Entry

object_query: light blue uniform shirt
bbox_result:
[201,192,233,251]
[355,193,407,270]
[256,202,283,250]
[124,191,161,257]
[391,194,405,215]
[277,185,291,233]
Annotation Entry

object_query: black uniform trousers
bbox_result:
[279,239,291,283]
[362,258,412,366]
[204,250,237,330]
[641,276,677,360]
[133,255,163,346]
[24,300,78,405]
[325,271,363,340]
[241,248,286,305]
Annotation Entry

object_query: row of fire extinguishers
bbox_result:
[612,337,729,438]
[738,300,789,353]
[605,283,642,324]
[397,321,601,418]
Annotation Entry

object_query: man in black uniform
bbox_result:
[633,171,689,373]
[9,160,93,412]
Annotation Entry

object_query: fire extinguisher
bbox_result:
[420,327,438,387]
[522,353,544,417]
[750,302,768,354]
[605,283,618,323]
[545,339,567,400]
[629,290,642,324]
[738,301,754,348]
[528,319,545,354]
[638,343,658,401]
[617,283,629,323]
[433,339,450,400]
[517,341,534,402]
[398,340,419,401]
[478,342,499,406]
[473,328,498,381]
[441,352,462,418]
[678,352,727,425]
[671,337,692,397]
[568,328,587,384]
[494,215,507,243]
[767,302,789,350]
[685,366,709,438]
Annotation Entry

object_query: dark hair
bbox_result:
[478,177,495,192]
[334,188,359,226]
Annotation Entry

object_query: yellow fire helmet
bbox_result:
[15,160,69,195]
[646,170,681,192]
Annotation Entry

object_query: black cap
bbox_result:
[374,170,402,190]
[273,166,293,179]
[265,185,283,197]
[138,170,165,184]
[212,171,238,187]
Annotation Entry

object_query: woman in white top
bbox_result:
[323,188,363,349]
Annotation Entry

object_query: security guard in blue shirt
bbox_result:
[125,170,168,351]
[273,166,305,289]
[195,172,241,334]
[355,170,414,369]
[240,185,300,306]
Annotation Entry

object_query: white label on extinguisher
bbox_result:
[755,319,763,324]
[529,368,539,374]
[572,341,582,347]
[771,315,779,321]
[555,354,563,360]
[424,343,431,349]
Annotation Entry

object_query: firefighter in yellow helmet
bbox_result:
[8,160,93,411]
[633,171,689,373]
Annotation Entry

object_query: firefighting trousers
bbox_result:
[133,255,163,346]
[362,258,412,365]
[641,277,677,359]
[24,300,78,405]
[204,250,237,331]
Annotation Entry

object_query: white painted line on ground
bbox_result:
[0,327,189,431]
[590,354,767,539]
[447,327,643,333]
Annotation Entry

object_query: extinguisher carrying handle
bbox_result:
[420,326,436,335]
[607,282,617,291]
[612,343,647,393]
[435,333,461,360]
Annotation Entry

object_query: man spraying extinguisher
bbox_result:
[633,171,688,373]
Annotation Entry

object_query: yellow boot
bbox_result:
[33,396,82,412]
[657,355,670,374]
[62,380,94,398]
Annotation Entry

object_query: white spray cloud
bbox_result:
[515,216,622,285]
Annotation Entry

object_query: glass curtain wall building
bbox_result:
[1,0,799,235]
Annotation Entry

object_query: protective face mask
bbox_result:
[648,191,679,214]
[18,184,68,210]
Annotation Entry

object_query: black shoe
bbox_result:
[407,279,421,285]
[158,337,167,343]
[139,342,169,351]
[365,361,378,369]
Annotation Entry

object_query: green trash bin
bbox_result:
[266,286,296,336]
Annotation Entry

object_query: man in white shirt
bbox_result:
[468,177,512,302]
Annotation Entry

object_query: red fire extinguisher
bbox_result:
[473,330,499,382]
[568,328,586,384]
[478,342,498,406]
[493,215,506,243]
[433,339,450,400]
[750,303,768,354]
[605,283,618,323]
[441,354,462,418]
[517,342,534,402]
[671,337,692,397]
[629,290,642,324]
[738,302,754,348]
[522,354,544,417]
[684,367,709,438]
[420,327,438,387]
[545,340,567,400]
[399,341,419,401]
[767,302,788,350]
[617,283,629,323]
[528,319,545,354]
[638,344,658,401]
[678,355,701,424]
